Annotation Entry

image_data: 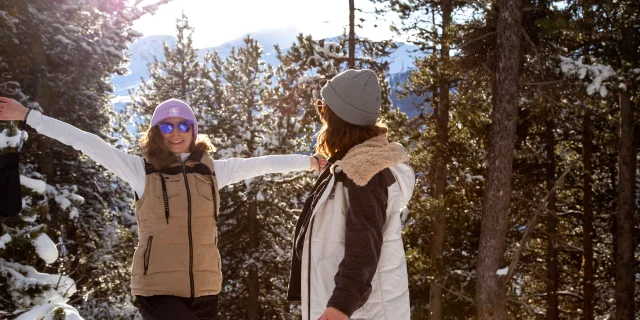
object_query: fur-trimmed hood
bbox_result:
[334,134,411,187]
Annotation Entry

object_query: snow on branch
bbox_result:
[0,128,27,149]
[20,175,84,219]
[20,175,46,194]
[559,56,616,97]
[32,233,58,264]
[0,259,78,317]
[0,233,11,249]
[316,42,344,59]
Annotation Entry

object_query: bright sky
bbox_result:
[134,0,398,48]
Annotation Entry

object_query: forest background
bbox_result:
[0,0,638,319]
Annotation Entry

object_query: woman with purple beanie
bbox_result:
[0,97,325,319]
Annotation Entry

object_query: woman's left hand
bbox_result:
[311,154,327,173]
[0,97,29,121]
[317,307,348,320]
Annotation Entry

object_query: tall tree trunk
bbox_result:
[475,0,522,318]
[615,84,635,320]
[582,108,594,320]
[545,119,558,319]
[30,35,54,178]
[348,0,356,69]
[248,201,259,319]
[246,105,259,319]
[429,0,452,319]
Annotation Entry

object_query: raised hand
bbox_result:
[0,97,29,121]
[311,153,328,173]
[317,307,349,320]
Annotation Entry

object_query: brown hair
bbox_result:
[139,126,216,170]
[314,100,387,158]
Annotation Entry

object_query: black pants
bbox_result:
[134,295,218,320]
[0,152,22,217]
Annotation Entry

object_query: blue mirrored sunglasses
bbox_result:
[158,121,193,134]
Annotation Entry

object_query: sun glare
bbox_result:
[133,0,396,48]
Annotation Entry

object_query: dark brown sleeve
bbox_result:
[326,171,388,317]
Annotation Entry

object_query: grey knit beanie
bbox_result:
[321,69,381,126]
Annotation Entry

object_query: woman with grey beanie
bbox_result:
[287,69,415,320]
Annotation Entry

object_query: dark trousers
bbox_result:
[134,295,218,320]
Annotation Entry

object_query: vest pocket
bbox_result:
[194,174,214,201]
[153,175,181,198]
[143,236,153,275]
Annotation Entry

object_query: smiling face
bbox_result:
[159,117,194,154]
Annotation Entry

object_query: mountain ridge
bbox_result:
[112,31,421,116]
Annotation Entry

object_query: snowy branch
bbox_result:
[559,56,616,97]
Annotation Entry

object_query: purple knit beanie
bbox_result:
[150,99,198,136]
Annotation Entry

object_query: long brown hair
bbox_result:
[139,126,216,170]
[314,100,387,158]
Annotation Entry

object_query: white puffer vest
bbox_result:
[301,139,415,319]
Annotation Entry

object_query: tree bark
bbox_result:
[348,0,356,69]
[582,108,594,320]
[248,200,259,319]
[615,84,635,320]
[545,119,558,319]
[30,34,54,178]
[475,0,522,318]
[246,102,259,319]
[429,0,452,319]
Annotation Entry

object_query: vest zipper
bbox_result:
[182,162,195,298]
[210,176,218,223]
[210,176,218,245]
[307,216,315,320]
[143,235,153,275]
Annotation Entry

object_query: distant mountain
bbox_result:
[111,30,423,116]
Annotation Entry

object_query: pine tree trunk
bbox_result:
[582,108,594,320]
[429,0,452,318]
[545,119,558,319]
[30,36,54,177]
[348,0,356,69]
[615,84,635,320]
[248,200,259,319]
[475,0,522,318]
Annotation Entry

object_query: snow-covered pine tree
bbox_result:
[207,35,316,320]
[272,32,398,135]
[132,13,215,133]
[0,0,170,318]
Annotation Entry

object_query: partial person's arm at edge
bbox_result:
[27,111,146,196]
[214,154,311,189]
[326,173,388,317]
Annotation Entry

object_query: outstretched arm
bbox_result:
[214,154,326,189]
[0,97,146,196]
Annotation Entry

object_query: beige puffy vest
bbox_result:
[131,151,221,298]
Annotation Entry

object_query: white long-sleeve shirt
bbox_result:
[27,111,311,197]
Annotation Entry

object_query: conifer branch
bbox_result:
[505,163,574,283]
[460,32,496,49]
[434,283,475,304]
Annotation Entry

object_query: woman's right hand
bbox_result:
[0,97,29,121]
